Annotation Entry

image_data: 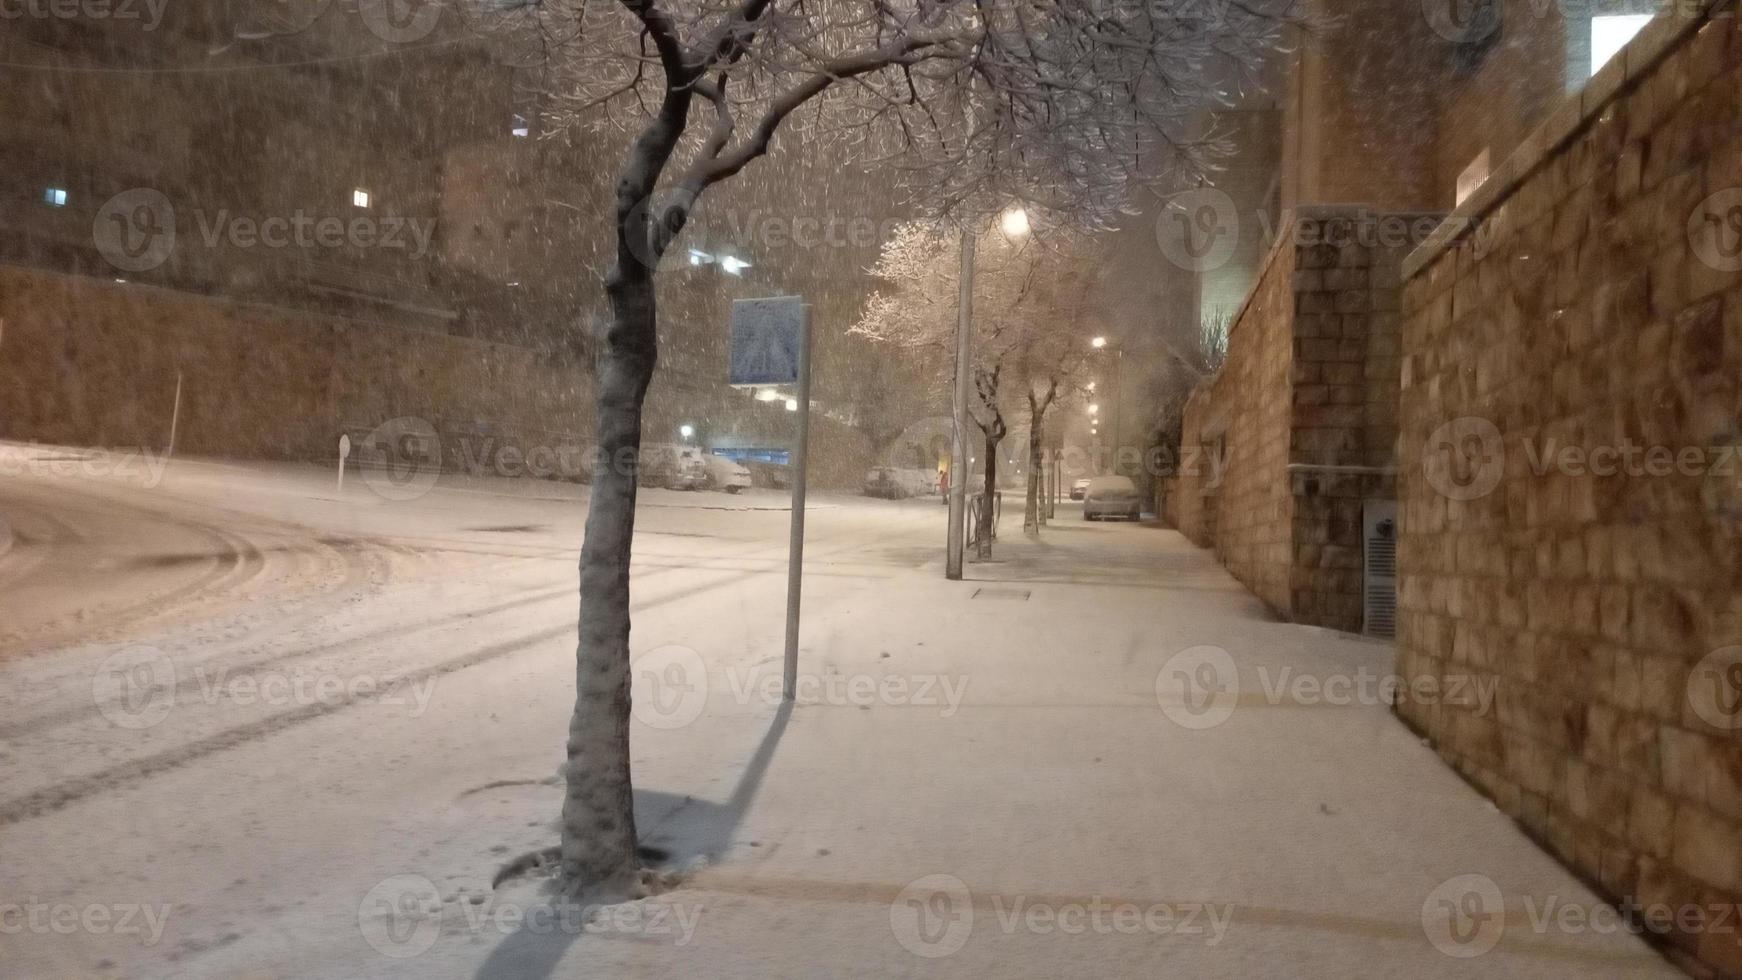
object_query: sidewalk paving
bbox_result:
[420,512,1682,978]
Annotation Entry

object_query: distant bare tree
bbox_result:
[1199,303,1232,375]
[467,0,1297,895]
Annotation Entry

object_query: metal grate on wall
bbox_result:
[1363,500,1399,639]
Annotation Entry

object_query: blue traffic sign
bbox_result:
[729,296,805,386]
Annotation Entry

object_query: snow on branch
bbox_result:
[467,0,1302,245]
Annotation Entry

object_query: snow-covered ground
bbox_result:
[0,442,1680,978]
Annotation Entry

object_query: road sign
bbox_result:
[729,296,804,386]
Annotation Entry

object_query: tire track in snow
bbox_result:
[0,505,936,825]
[0,567,751,826]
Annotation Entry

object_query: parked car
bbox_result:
[1083,475,1143,521]
[699,453,752,493]
[863,466,938,499]
[1070,477,1092,500]
[638,443,708,490]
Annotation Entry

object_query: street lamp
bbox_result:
[1090,336,1125,474]
[948,204,1030,579]
[679,424,695,440]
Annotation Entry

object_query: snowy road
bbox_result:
[0,444,1681,978]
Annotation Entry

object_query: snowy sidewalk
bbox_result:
[431,512,1679,978]
[5,462,1678,979]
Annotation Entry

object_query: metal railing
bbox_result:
[964,489,1002,553]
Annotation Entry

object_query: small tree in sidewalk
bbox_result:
[852,223,1100,553]
[472,0,1297,896]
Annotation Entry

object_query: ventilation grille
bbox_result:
[1363,500,1399,639]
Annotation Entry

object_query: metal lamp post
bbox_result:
[947,206,1029,580]
[1091,336,1125,475]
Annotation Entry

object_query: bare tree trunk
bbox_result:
[562,264,655,895]
[1025,416,1045,533]
[1023,385,1056,535]
[978,433,999,558]
[561,87,692,894]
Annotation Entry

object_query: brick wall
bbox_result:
[1396,6,1742,973]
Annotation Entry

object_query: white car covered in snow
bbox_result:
[700,453,752,493]
[1082,475,1143,521]
[638,443,708,490]
[863,466,939,499]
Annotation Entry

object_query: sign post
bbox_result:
[947,231,974,579]
[337,433,352,494]
[729,296,810,702]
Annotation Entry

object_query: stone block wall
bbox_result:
[1208,235,1296,614]
[1170,208,1421,632]
[1285,213,1429,630]
[1396,5,1742,973]
[0,266,872,488]
[1172,387,1216,548]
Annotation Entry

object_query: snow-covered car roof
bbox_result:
[1085,476,1137,494]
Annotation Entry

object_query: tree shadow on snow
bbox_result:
[472,700,792,980]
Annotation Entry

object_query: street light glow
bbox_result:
[1086,381,1096,391]
[756,388,780,402]
[679,424,695,439]
[1091,336,1108,349]
[785,398,798,412]
[1000,206,1030,238]
[1089,404,1099,414]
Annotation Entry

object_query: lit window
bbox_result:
[43,187,68,207]
[352,188,371,209]
[1592,14,1653,75]
[1456,149,1490,206]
